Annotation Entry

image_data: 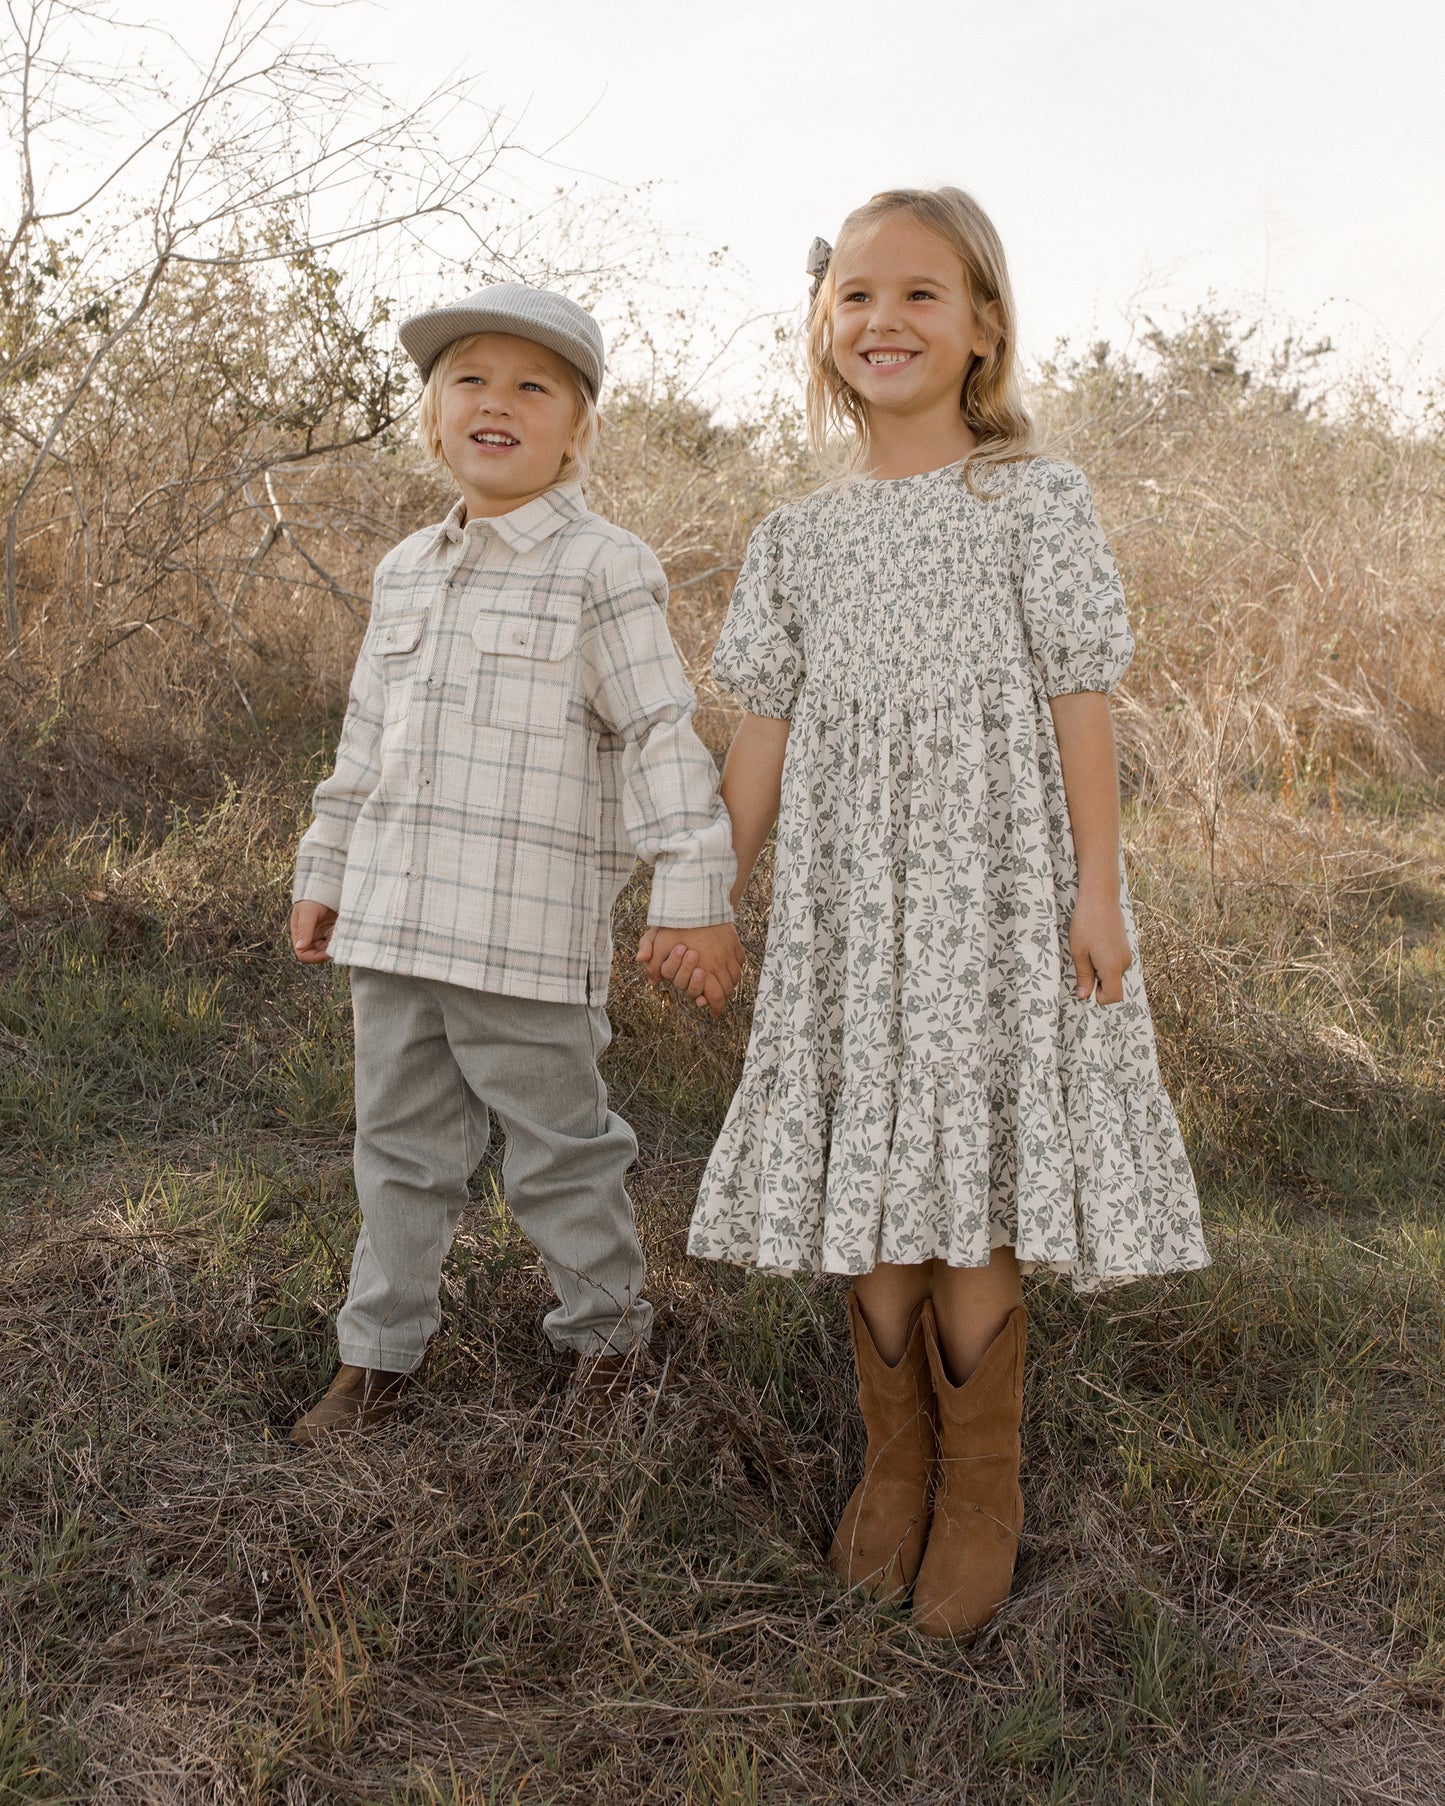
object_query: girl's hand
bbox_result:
[291,899,338,964]
[1068,888,1133,1004]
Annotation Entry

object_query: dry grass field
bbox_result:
[4,314,1445,1803]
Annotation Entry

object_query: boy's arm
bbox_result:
[581,543,738,932]
[292,595,386,922]
[640,711,789,1001]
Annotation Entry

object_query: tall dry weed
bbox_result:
[1041,316,1445,812]
[10,292,1442,844]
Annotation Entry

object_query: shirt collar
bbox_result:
[434,482,589,554]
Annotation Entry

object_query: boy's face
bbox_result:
[436,333,584,518]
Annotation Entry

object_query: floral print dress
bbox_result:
[687,455,1210,1292]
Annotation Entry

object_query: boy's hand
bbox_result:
[1068,887,1133,1004]
[636,923,744,1016]
[291,899,338,964]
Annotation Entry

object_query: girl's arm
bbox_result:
[1048,691,1134,1004]
[720,712,791,910]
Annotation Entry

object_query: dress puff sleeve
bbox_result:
[1019,460,1135,697]
[711,511,805,718]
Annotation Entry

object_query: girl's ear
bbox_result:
[973,298,1004,358]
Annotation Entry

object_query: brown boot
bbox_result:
[290,1364,411,1447]
[912,1300,1026,1639]
[827,1293,937,1601]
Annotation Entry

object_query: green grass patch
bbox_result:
[3,784,1445,1800]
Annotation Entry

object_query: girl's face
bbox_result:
[830,214,995,424]
[437,333,583,517]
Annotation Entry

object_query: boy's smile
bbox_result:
[437,333,583,517]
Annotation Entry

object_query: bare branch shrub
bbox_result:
[0,0,817,840]
[0,0,541,824]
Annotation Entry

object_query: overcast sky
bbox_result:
[147,0,1445,405]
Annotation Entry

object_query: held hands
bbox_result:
[1069,884,1133,1004]
[635,922,745,1017]
[290,899,338,964]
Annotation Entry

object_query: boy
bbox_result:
[289,283,742,1443]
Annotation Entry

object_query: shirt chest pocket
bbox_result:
[467,611,579,738]
[373,612,427,732]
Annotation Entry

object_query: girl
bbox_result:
[647,187,1209,1638]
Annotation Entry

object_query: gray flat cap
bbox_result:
[399,282,604,394]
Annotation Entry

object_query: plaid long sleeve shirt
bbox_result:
[293,483,735,1006]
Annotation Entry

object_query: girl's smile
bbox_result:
[829,213,997,477]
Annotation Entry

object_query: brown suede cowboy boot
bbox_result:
[828,1292,937,1601]
[912,1300,1026,1638]
[290,1365,411,1447]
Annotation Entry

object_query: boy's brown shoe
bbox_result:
[569,1344,651,1431]
[290,1364,411,1447]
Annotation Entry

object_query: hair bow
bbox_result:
[805,236,833,304]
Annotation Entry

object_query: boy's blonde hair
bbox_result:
[416,333,600,486]
[806,186,1034,486]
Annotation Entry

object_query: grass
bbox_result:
[2,766,1445,1803]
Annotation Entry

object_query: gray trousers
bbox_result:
[336,966,652,1371]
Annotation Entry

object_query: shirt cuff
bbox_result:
[292,856,346,912]
[645,857,735,928]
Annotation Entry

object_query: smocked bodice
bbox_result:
[711,456,1135,722]
[785,471,1030,706]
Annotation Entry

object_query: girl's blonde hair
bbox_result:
[416,333,600,487]
[806,186,1034,485]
